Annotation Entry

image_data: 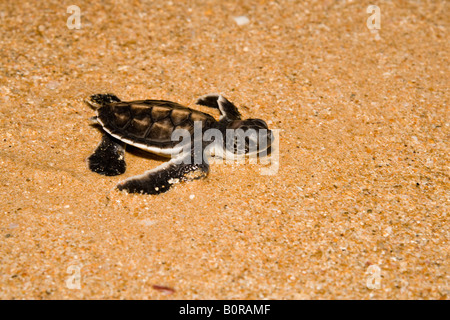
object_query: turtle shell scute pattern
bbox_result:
[97,100,216,148]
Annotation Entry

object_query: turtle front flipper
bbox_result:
[116,152,209,195]
[87,134,127,176]
[196,94,241,120]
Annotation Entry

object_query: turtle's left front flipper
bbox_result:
[87,134,127,176]
[116,152,209,195]
[196,94,241,120]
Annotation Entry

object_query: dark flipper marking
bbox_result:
[117,151,209,195]
[196,94,241,120]
[196,94,222,109]
[87,134,127,176]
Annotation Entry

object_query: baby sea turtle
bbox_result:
[86,93,273,194]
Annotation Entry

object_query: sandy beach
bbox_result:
[0,0,448,299]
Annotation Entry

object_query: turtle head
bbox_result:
[85,94,121,109]
[226,119,273,156]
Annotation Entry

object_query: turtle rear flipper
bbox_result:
[117,151,209,195]
[87,134,127,176]
[196,94,241,120]
[85,93,121,109]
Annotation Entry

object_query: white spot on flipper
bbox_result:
[168,178,180,185]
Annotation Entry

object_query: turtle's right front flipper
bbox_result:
[87,134,127,176]
[116,152,209,195]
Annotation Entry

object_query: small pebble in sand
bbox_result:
[233,16,249,26]
[189,194,195,200]
[140,219,157,227]
[46,81,60,90]
[152,284,175,294]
